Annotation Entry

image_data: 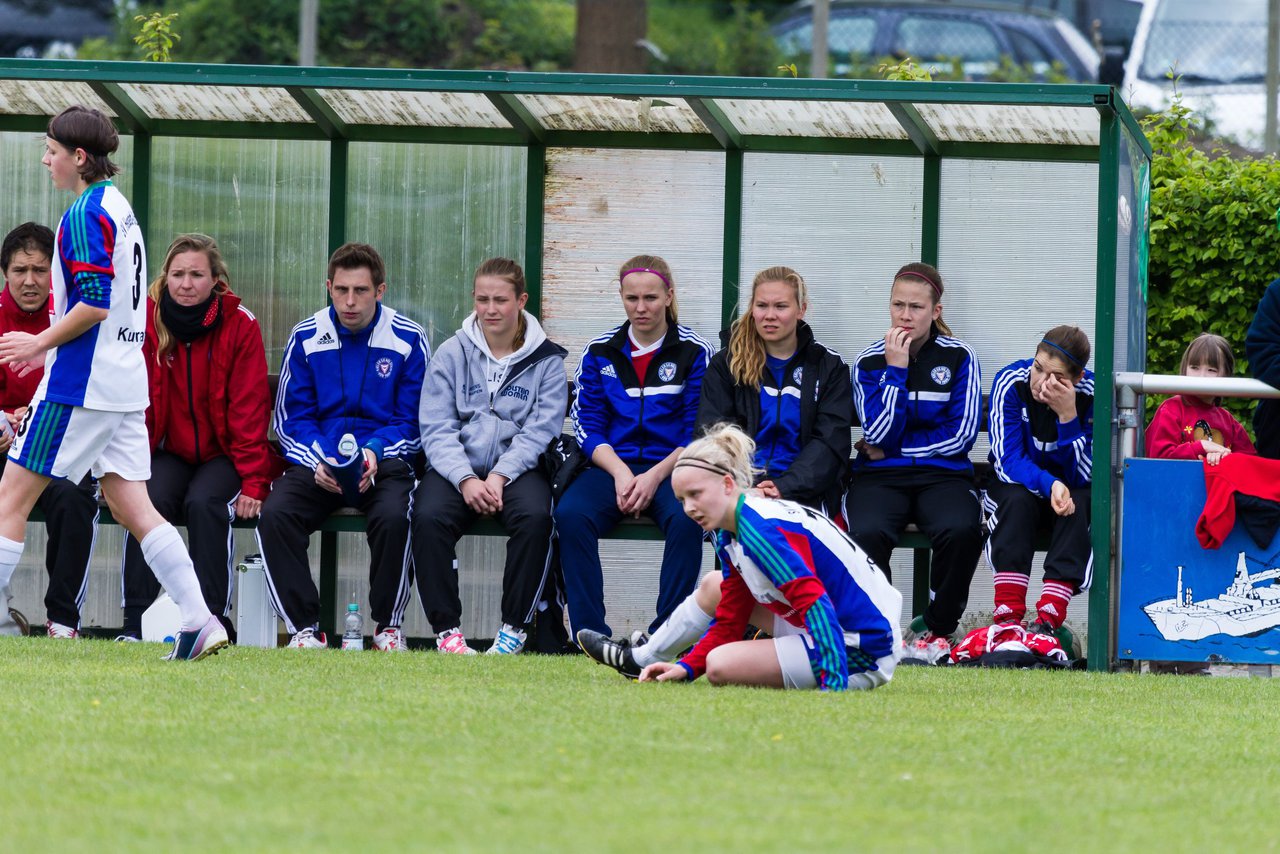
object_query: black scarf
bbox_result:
[160,289,222,344]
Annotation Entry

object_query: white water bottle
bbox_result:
[341,601,364,650]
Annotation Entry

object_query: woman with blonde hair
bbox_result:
[555,254,714,643]
[579,423,901,691]
[696,265,851,514]
[118,233,274,641]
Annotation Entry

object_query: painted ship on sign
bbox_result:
[1143,552,1280,641]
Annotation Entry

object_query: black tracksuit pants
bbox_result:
[412,469,554,634]
[2,458,99,629]
[984,479,1092,588]
[121,452,241,638]
[844,467,983,637]
[256,461,414,635]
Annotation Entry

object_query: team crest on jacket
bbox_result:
[376,357,393,378]
[792,366,803,386]
[930,366,951,385]
[658,361,676,382]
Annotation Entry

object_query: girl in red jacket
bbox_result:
[1146,333,1256,465]
[119,234,275,640]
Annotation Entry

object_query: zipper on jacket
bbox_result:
[185,342,201,465]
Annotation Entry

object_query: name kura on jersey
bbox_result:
[117,327,145,343]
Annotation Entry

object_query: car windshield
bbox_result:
[1139,0,1267,84]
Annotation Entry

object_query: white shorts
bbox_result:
[9,399,150,482]
[771,615,896,691]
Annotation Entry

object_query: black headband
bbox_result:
[674,459,732,477]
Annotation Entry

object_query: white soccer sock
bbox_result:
[141,523,213,630]
[0,535,23,592]
[632,594,713,667]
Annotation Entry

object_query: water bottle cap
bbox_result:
[347,602,359,611]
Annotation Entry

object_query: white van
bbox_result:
[1122,0,1269,149]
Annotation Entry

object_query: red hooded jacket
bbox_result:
[143,290,278,501]
[0,288,53,412]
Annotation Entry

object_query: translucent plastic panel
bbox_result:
[541,147,725,374]
[915,103,1099,146]
[739,152,923,366]
[715,98,907,139]
[516,94,707,134]
[937,159,1098,462]
[148,137,329,368]
[120,84,310,123]
[317,89,509,128]
[346,142,526,350]
[0,80,113,117]
[0,130,133,236]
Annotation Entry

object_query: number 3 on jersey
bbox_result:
[132,243,143,311]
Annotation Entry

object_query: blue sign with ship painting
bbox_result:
[1118,458,1280,664]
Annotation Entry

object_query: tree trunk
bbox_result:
[575,0,647,73]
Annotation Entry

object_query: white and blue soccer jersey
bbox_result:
[39,180,148,412]
[679,494,903,690]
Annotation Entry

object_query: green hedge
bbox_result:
[1143,96,1280,429]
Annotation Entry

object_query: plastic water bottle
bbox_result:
[337,433,358,461]
[341,601,364,651]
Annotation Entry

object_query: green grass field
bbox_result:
[2,638,1277,852]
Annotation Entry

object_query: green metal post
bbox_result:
[912,548,930,619]
[524,144,546,317]
[328,139,348,255]
[1089,112,1120,672]
[319,530,337,641]
[132,132,151,242]
[921,154,940,266]
[722,148,744,330]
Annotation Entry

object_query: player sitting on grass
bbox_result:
[578,423,902,691]
[0,106,226,660]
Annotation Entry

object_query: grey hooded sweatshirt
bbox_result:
[420,310,568,488]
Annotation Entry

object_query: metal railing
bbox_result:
[1114,372,1280,462]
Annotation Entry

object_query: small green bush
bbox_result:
[1142,91,1280,427]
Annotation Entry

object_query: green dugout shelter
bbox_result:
[0,60,1149,668]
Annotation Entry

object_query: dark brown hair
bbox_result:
[893,261,951,336]
[1180,333,1235,405]
[1,222,54,271]
[47,105,120,182]
[327,242,386,286]
[1036,325,1091,379]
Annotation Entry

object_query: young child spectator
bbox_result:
[1147,333,1256,464]
[554,254,714,642]
[844,262,982,664]
[695,265,851,515]
[413,258,566,656]
[985,326,1094,647]
[118,234,275,642]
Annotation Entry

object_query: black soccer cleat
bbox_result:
[576,629,642,680]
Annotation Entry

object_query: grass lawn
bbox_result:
[1,638,1276,852]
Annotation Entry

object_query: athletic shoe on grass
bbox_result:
[373,627,406,652]
[288,626,327,649]
[437,627,477,655]
[46,621,78,639]
[486,624,527,655]
[577,628,642,679]
[901,633,952,666]
[168,615,229,661]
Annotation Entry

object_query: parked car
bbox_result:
[1123,0,1269,149]
[773,0,1101,81]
